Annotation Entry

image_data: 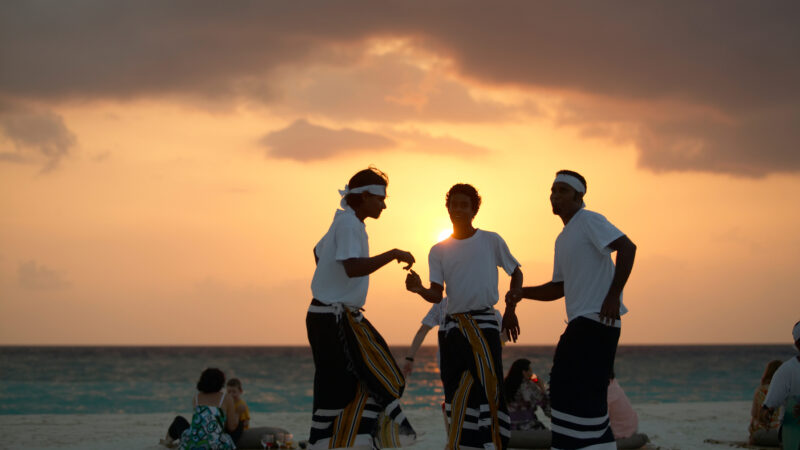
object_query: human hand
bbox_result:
[502,308,520,343]
[405,269,423,293]
[599,294,620,326]
[393,249,415,270]
[505,288,522,305]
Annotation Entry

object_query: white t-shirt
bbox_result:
[429,229,520,315]
[553,208,628,323]
[764,356,800,410]
[310,207,369,307]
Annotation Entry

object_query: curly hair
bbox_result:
[446,183,481,216]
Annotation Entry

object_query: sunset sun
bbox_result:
[437,228,452,242]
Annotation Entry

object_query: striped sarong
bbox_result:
[440,308,510,450]
[306,299,416,448]
[550,316,620,450]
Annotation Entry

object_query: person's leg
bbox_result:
[550,318,618,449]
[306,308,357,447]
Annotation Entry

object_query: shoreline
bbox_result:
[0,401,756,450]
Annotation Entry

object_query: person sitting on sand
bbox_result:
[750,359,783,446]
[761,320,800,450]
[180,367,238,450]
[227,378,250,432]
[504,358,551,431]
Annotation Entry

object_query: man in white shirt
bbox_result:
[306,167,417,450]
[504,170,637,450]
[761,320,800,450]
[406,183,522,450]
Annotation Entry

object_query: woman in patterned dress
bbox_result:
[180,368,239,450]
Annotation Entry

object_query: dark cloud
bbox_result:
[17,260,70,290]
[1,1,798,175]
[0,102,76,171]
[261,119,395,161]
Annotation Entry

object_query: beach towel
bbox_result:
[549,316,620,450]
[306,300,415,448]
[440,308,510,449]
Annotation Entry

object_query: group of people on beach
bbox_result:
[306,166,637,450]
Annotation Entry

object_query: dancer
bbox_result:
[504,170,636,450]
[406,183,522,449]
[307,167,417,449]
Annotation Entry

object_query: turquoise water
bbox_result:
[0,345,794,414]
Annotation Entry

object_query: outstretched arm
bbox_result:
[342,249,415,278]
[599,235,636,325]
[402,324,433,376]
[503,279,563,342]
[405,270,444,304]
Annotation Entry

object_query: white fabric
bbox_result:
[428,229,519,315]
[554,173,586,193]
[338,184,386,208]
[421,298,447,327]
[793,321,800,342]
[552,209,627,323]
[763,357,800,409]
[310,207,370,307]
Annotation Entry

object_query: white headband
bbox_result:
[553,174,586,194]
[339,184,386,208]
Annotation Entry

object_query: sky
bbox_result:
[1,1,799,346]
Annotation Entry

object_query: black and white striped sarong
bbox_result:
[440,308,510,450]
[306,299,416,448]
[550,316,620,450]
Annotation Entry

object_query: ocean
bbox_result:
[0,345,793,415]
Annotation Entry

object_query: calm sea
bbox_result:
[0,345,793,415]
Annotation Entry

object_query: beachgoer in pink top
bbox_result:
[607,374,638,439]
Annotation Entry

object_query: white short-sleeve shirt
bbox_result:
[429,229,520,315]
[310,207,369,308]
[553,208,628,323]
[764,357,800,410]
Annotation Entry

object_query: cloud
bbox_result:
[17,260,70,290]
[0,103,76,171]
[1,1,798,175]
[261,119,395,161]
[388,129,490,157]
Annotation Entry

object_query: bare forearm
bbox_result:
[343,250,398,277]
[607,238,636,299]
[411,285,443,303]
[510,266,523,291]
[407,326,431,359]
[521,282,564,301]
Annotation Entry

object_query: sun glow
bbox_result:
[437,228,452,242]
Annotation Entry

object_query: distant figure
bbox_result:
[504,170,637,450]
[504,358,551,431]
[180,368,238,450]
[406,183,522,449]
[226,378,250,432]
[307,167,417,449]
[761,320,800,450]
[750,360,782,446]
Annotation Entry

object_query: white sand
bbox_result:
[0,401,758,450]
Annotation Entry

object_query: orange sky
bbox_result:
[1,2,799,346]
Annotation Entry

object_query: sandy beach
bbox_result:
[0,400,766,450]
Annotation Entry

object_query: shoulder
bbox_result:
[578,209,610,224]
[478,230,505,244]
